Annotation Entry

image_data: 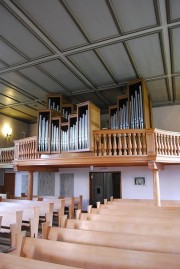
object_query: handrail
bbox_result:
[0,147,14,164]
[1,129,180,165]
[93,128,180,157]
[14,136,40,160]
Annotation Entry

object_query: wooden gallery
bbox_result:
[0,1,180,268]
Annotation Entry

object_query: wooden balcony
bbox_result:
[9,128,180,172]
[0,147,14,168]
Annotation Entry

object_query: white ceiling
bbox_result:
[0,0,179,122]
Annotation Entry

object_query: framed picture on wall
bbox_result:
[134,177,145,186]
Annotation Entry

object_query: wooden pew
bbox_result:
[40,195,83,219]
[0,211,22,247]
[1,199,54,227]
[39,197,66,224]
[80,212,180,225]
[90,206,180,218]
[0,253,81,269]
[107,198,180,207]
[42,224,180,255]
[14,234,180,269]
[0,202,40,237]
[65,218,180,237]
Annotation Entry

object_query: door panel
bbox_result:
[90,172,121,206]
[4,173,15,197]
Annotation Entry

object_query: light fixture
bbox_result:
[2,124,12,140]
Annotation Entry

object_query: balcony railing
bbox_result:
[0,147,14,164]
[93,128,180,158]
[14,136,40,160]
[1,129,180,167]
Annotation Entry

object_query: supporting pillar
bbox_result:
[148,161,164,206]
[27,171,33,200]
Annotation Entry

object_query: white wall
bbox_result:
[0,114,30,148]
[153,105,180,132]
[14,165,180,210]
[13,104,180,209]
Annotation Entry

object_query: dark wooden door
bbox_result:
[4,173,15,197]
[89,172,121,206]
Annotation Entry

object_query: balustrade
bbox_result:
[1,129,180,165]
[154,129,180,156]
[94,129,147,157]
[14,136,40,160]
[0,147,14,164]
[94,128,180,158]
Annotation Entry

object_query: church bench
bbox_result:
[65,218,180,237]
[80,212,180,225]
[0,211,22,247]
[0,202,41,238]
[40,195,83,219]
[108,198,180,207]
[33,195,82,219]
[42,224,180,255]
[1,199,54,226]
[37,197,65,215]
[0,253,81,269]
[90,206,180,218]
[14,234,180,269]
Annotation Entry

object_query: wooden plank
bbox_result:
[0,253,80,269]
[17,236,180,269]
[66,219,180,237]
[42,225,180,255]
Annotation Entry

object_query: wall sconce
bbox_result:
[2,124,12,140]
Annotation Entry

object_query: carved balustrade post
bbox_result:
[122,133,127,155]
[137,133,142,155]
[113,133,117,156]
[176,136,180,156]
[103,133,107,156]
[108,133,112,156]
[98,134,102,156]
[163,134,167,155]
[132,133,137,155]
[173,135,177,156]
[127,133,132,155]
[159,134,163,155]
[94,134,98,156]
[142,133,146,155]
[169,135,173,155]
[117,134,122,155]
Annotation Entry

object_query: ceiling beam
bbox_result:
[0,1,180,76]
[1,0,96,90]
[157,0,173,101]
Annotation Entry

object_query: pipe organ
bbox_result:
[37,96,100,153]
[37,79,151,154]
[109,79,152,130]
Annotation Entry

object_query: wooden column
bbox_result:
[148,161,164,206]
[27,171,33,200]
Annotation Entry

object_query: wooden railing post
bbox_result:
[27,171,33,200]
[148,161,164,206]
[146,129,156,157]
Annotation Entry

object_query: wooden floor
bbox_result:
[0,235,11,252]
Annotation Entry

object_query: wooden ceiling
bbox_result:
[0,0,179,122]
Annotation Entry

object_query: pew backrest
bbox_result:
[42,225,180,255]
[66,218,180,237]
[81,212,180,225]
[0,253,81,269]
[17,235,180,269]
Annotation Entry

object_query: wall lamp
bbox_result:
[2,124,12,140]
